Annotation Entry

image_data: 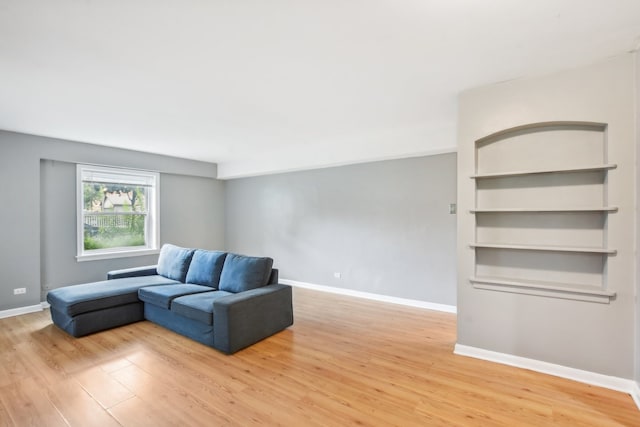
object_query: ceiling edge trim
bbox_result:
[216,145,458,180]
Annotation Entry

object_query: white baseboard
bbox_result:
[454,344,637,397]
[632,382,640,411]
[0,303,47,320]
[281,278,457,314]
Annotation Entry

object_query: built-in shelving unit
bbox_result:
[469,121,617,303]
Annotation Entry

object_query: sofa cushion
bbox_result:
[218,253,274,293]
[46,275,180,317]
[185,250,227,288]
[156,244,195,282]
[171,291,233,325]
[138,284,213,309]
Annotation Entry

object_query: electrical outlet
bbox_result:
[333,272,341,279]
[449,203,457,214]
[13,288,26,295]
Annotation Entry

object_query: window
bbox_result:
[77,164,159,261]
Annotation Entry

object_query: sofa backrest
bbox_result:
[157,245,277,292]
[218,253,274,293]
[184,249,228,288]
[156,244,195,282]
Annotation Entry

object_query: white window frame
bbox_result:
[77,164,160,262]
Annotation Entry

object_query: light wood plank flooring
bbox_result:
[1,287,638,426]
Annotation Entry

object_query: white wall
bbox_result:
[457,54,636,378]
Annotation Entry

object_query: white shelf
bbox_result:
[469,243,616,254]
[470,163,616,179]
[469,276,616,304]
[470,207,618,213]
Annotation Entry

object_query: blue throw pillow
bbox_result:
[156,244,195,282]
[185,250,228,288]
[218,253,274,293]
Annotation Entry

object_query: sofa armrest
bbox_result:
[107,265,158,280]
[213,284,293,354]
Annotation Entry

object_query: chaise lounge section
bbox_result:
[46,244,294,354]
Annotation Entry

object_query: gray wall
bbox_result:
[457,54,636,378]
[225,153,457,306]
[0,131,224,311]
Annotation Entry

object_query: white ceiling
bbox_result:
[1,1,640,178]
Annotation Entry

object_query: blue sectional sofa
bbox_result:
[46,244,294,354]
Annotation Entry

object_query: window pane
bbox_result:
[83,213,147,250]
[78,164,159,258]
[83,182,148,250]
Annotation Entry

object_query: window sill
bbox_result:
[76,248,160,262]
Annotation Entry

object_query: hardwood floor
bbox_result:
[1,287,638,426]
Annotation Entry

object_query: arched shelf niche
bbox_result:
[468,121,617,303]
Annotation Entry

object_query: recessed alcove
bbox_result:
[469,121,616,303]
